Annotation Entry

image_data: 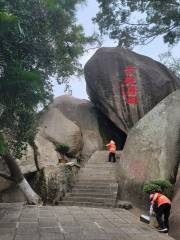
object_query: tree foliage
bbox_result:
[94,0,180,48]
[159,51,180,78]
[143,183,162,194]
[0,0,94,158]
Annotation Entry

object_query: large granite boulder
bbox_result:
[84,47,180,134]
[51,95,103,160]
[17,145,36,174]
[169,166,180,240]
[34,129,59,168]
[118,90,180,207]
[39,107,83,156]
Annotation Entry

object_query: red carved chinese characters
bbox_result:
[120,66,138,105]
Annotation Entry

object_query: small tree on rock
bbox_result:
[55,144,70,162]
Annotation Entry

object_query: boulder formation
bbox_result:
[0,96,103,201]
[118,90,180,207]
[39,107,82,157]
[169,166,180,240]
[51,95,103,160]
[84,47,180,134]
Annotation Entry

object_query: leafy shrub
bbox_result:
[143,179,173,198]
[143,183,162,194]
[150,179,172,191]
[55,144,69,155]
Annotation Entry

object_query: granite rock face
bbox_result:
[39,107,82,156]
[85,47,180,133]
[169,166,180,240]
[51,95,103,160]
[118,90,180,207]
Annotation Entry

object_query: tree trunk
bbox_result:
[3,154,40,204]
[18,178,39,204]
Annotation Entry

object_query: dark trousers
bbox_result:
[108,152,116,162]
[156,203,171,229]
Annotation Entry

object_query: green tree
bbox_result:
[94,0,180,48]
[56,143,70,162]
[0,0,95,203]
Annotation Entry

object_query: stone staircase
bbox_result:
[59,151,121,207]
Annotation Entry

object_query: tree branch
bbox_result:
[123,21,149,26]
[143,35,158,45]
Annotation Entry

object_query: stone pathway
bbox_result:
[0,203,174,240]
[60,151,121,207]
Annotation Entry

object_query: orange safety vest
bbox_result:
[152,193,171,208]
[107,143,116,153]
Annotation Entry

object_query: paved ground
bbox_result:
[0,203,174,240]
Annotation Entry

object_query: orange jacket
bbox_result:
[106,143,116,153]
[151,193,171,208]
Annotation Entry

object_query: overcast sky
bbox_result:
[53,0,180,100]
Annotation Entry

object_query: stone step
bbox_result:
[82,167,115,170]
[79,168,116,172]
[81,169,115,173]
[75,180,114,188]
[78,175,116,180]
[88,158,119,161]
[87,157,120,161]
[79,171,115,175]
[59,200,114,208]
[78,177,116,180]
[78,177,116,181]
[86,158,117,161]
[84,164,116,167]
[72,187,111,193]
[60,151,119,208]
[85,160,117,163]
[80,167,115,170]
[81,166,115,169]
[72,188,111,193]
[63,196,114,203]
[79,175,115,178]
[68,192,113,198]
[79,172,115,176]
[76,179,115,183]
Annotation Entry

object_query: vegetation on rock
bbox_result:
[55,144,70,162]
[56,144,70,155]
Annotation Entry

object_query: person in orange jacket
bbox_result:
[106,140,116,162]
[150,192,171,233]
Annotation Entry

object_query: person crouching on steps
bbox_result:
[106,140,116,162]
[150,192,171,233]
